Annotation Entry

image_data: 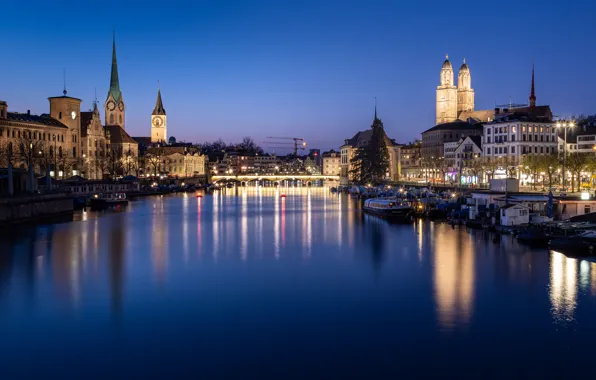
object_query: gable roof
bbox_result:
[343,129,397,148]
[105,125,137,144]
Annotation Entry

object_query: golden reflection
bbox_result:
[274,189,280,259]
[433,226,475,331]
[591,262,596,296]
[549,251,578,322]
[240,190,248,261]
[337,192,342,247]
[182,193,189,262]
[580,260,590,291]
[151,201,168,282]
[212,191,220,260]
[281,197,286,250]
[197,197,202,257]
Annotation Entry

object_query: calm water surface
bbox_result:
[1,188,595,378]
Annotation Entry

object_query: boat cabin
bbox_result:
[500,204,530,226]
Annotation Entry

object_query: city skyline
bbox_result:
[2,0,595,152]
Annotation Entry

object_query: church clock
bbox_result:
[153,116,163,127]
[107,100,116,111]
[118,102,124,111]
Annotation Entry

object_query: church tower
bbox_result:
[151,86,167,143]
[436,54,458,124]
[105,33,125,129]
[457,59,474,114]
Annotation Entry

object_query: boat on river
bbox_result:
[549,231,596,257]
[90,192,128,210]
[363,198,415,222]
[516,227,551,247]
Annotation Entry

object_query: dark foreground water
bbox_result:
[1,188,596,378]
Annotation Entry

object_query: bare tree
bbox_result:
[146,147,164,177]
[121,148,137,176]
[566,153,588,192]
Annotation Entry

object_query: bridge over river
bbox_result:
[212,174,340,186]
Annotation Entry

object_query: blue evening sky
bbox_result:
[1,0,594,152]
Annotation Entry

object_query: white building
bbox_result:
[482,106,556,165]
[322,150,341,176]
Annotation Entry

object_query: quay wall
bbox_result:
[0,193,73,226]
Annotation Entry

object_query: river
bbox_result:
[0,187,594,378]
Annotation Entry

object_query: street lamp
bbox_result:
[556,120,575,189]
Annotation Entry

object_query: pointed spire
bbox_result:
[108,31,122,103]
[529,61,536,108]
[374,96,377,120]
[152,84,166,116]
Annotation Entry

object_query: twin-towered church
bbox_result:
[436,54,493,125]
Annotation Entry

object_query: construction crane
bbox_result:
[264,137,307,156]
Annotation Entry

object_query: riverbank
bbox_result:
[0,193,73,227]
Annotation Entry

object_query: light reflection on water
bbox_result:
[2,188,596,377]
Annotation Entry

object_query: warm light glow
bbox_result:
[581,192,590,200]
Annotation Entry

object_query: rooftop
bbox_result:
[423,120,483,134]
[6,112,68,128]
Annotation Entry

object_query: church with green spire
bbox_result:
[104,33,125,130]
[103,33,139,171]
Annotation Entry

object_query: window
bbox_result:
[540,127,544,133]
[546,127,550,133]
[59,112,62,119]
[73,147,77,158]
[504,136,508,142]
[511,146,515,154]
[523,135,526,141]
[529,135,532,141]
[487,137,491,143]
[504,147,508,154]
[541,135,544,142]
[512,126,517,133]
[504,127,508,133]
[59,146,63,158]
[110,114,114,124]
[535,135,538,141]
[535,146,538,153]
[546,147,549,153]
[585,205,591,214]
[522,126,526,132]
[512,135,516,142]
[487,128,491,134]
[487,148,491,154]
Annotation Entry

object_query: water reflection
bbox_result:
[433,226,475,331]
[549,251,578,323]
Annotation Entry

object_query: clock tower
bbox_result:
[105,33,125,129]
[151,87,167,143]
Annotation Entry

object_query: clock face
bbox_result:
[107,100,115,111]
[153,117,163,127]
[118,102,124,111]
[71,111,77,120]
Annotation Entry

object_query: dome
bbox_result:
[168,136,176,144]
[459,58,469,72]
[442,54,452,69]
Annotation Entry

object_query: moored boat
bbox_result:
[549,231,596,257]
[517,227,550,247]
[363,198,415,222]
[90,192,128,210]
